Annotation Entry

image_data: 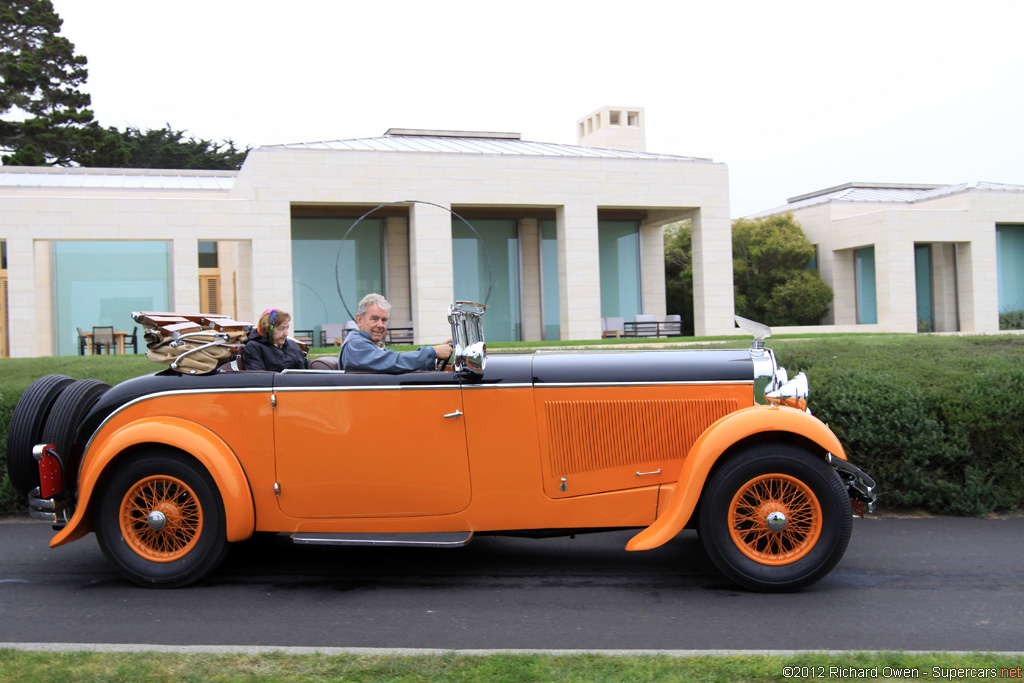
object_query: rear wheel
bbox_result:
[698,444,851,592]
[6,374,75,496]
[95,449,228,587]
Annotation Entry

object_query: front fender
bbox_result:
[51,416,256,548]
[626,405,845,551]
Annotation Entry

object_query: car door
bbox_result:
[271,370,470,518]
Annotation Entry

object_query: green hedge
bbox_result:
[3,335,1023,518]
[773,334,1024,516]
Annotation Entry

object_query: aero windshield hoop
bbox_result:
[333,201,495,323]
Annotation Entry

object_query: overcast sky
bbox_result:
[53,0,1024,218]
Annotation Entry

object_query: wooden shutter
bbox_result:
[0,276,8,358]
[199,274,220,315]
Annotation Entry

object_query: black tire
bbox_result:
[94,448,229,588]
[40,378,110,473]
[5,374,75,496]
[698,443,852,592]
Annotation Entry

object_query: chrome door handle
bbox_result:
[443,409,464,419]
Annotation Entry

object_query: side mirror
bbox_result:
[448,301,488,376]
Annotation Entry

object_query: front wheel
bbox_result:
[698,444,852,592]
[95,449,228,587]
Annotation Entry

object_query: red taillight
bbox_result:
[33,444,63,499]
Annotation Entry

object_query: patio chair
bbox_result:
[321,323,346,346]
[342,320,357,341]
[125,326,139,353]
[76,328,89,355]
[388,321,414,344]
[632,314,659,338]
[602,317,625,338]
[663,315,682,336]
[92,326,116,354]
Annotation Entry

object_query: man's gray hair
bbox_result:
[357,293,391,317]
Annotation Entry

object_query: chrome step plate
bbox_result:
[290,531,473,547]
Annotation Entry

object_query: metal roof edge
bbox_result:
[787,181,946,204]
[0,165,238,177]
[385,128,521,140]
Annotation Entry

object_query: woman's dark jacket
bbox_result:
[241,330,309,371]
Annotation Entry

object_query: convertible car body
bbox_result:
[8,304,876,591]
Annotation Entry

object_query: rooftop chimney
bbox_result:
[576,106,646,152]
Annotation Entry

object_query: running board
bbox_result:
[290,531,473,547]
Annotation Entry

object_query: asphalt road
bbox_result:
[1,516,1021,652]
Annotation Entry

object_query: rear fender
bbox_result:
[626,405,845,551]
[50,416,256,548]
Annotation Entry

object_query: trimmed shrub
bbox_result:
[777,335,1024,515]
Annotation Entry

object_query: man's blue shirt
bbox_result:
[339,330,437,373]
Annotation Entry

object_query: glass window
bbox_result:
[452,218,520,342]
[599,220,641,320]
[996,224,1024,314]
[53,241,170,356]
[1,240,6,270]
[915,244,933,332]
[540,221,561,340]
[291,217,384,337]
[198,241,219,268]
[854,246,877,324]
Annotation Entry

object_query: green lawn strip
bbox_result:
[0,650,1017,683]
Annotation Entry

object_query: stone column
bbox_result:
[830,250,857,326]
[639,220,667,318]
[385,216,412,325]
[171,237,200,312]
[6,238,39,357]
[248,235,293,320]
[519,218,542,341]
[556,203,602,340]
[875,239,917,332]
[409,201,455,343]
[690,207,736,336]
[957,234,1000,333]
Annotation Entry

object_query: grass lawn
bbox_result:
[0,649,1017,682]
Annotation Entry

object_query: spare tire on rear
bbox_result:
[40,378,111,479]
[6,374,75,497]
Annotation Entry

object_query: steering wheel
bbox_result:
[436,341,454,372]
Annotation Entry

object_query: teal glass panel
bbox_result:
[599,220,641,319]
[854,246,877,324]
[540,220,560,340]
[198,241,218,268]
[53,241,170,356]
[914,244,933,331]
[996,224,1024,313]
[452,218,520,342]
[291,217,384,341]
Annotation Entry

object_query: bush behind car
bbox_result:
[777,334,1024,516]
[2,335,1023,518]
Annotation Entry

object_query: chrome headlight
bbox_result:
[765,372,810,412]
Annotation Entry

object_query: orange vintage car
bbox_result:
[8,304,875,591]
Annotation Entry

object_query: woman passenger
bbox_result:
[241,308,309,371]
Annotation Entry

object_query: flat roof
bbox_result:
[266,133,710,162]
[0,166,236,190]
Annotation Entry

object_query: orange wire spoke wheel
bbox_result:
[119,475,204,562]
[728,473,822,566]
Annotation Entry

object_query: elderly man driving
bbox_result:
[339,293,453,373]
